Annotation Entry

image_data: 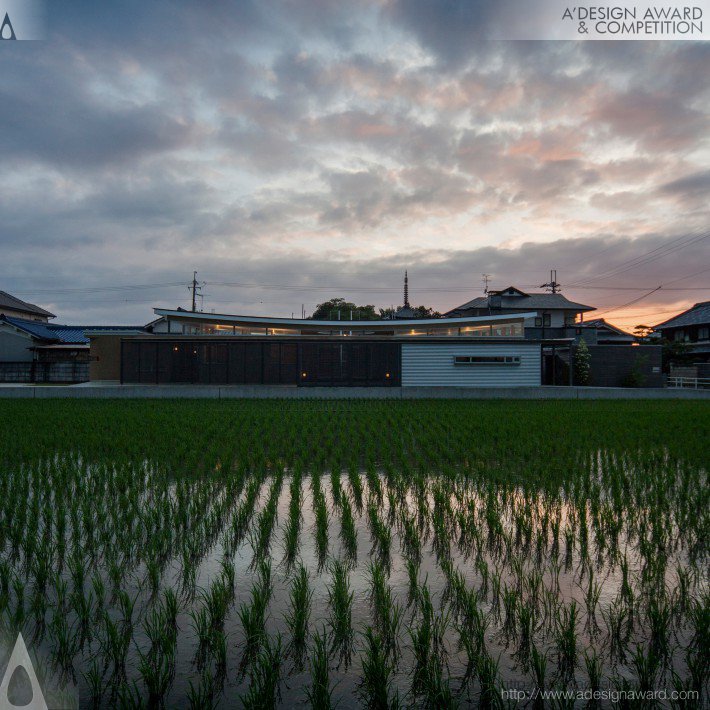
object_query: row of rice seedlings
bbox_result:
[368,561,402,663]
[238,560,273,675]
[252,470,285,561]
[339,495,358,563]
[312,473,329,568]
[327,559,354,667]
[367,501,392,564]
[285,564,312,670]
[282,469,303,568]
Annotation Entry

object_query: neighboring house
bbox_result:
[0,315,144,383]
[445,286,596,340]
[0,290,55,322]
[653,301,710,362]
[579,319,636,345]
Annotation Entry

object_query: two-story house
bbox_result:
[445,286,596,340]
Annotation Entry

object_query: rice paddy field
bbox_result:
[0,399,708,708]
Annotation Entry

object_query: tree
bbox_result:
[633,324,653,338]
[310,298,378,321]
[574,337,591,385]
[660,338,693,374]
[378,305,442,319]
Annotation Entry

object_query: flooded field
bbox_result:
[0,399,707,708]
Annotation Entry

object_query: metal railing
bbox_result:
[668,376,710,389]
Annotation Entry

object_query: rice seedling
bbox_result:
[358,626,400,709]
[241,633,284,709]
[306,626,335,709]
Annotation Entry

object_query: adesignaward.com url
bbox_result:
[501,688,700,704]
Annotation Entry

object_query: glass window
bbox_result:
[453,355,521,365]
[543,314,551,327]
[534,317,542,327]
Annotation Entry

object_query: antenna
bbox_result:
[482,273,491,295]
[540,270,561,294]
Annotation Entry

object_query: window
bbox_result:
[534,317,542,327]
[543,313,551,327]
[565,314,576,326]
[698,327,709,341]
[453,355,521,365]
[674,330,685,342]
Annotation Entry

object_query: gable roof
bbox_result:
[581,318,634,337]
[0,291,55,319]
[653,301,710,330]
[1,316,143,344]
[448,290,595,314]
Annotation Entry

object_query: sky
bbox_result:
[1,0,708,329]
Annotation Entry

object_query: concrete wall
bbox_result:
[0,385,708,399]
[401,342,541,387]
[582,345,663,388]
[89,335,124,381]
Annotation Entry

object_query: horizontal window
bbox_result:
[453,355,521,365]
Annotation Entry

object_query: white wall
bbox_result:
[401,342,541,387]
[0,328,35,361]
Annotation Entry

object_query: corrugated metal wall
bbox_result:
[401,343,541,387]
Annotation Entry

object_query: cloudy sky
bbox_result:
[1,1,708,328]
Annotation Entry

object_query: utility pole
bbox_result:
[189,271,202,312]
[482,273,491,295]
[540,269,561,293]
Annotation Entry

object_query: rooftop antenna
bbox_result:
[540,269,561,294]
[482,273,491,295]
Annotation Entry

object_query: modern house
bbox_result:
[653,301,710,363]
[445,286,595,340]
[0,290,55,322]
[87,307,556,387]
[579,319,636,345]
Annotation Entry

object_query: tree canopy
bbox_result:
[310,298,442,320]
[310,298,379,320]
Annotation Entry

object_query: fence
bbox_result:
[0,361,89,384]
[668,376,710,390]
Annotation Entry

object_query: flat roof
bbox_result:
[153,308,538,330]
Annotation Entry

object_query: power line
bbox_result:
[567,230,710,287]
[592,286,663,318]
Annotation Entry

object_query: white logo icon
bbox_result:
[0,633,48,710]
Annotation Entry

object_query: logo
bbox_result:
[0,12,16,39]
[0,633,48,709]
[0,0,45,40]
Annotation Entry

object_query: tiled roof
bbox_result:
[1,316,143,344]
[653,301,710,330]
[448,291,595,314]
[0,290,55,318]
[581,318,634,337]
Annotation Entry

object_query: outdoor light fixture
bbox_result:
[385,373,390,378]
[302,372,307,378]
[173,346,179,352]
